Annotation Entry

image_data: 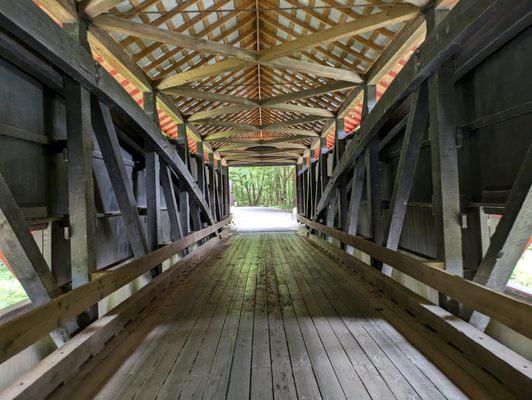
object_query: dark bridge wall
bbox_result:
[0,54,205,286]
[457,28,532,203]
[308,26,531,277]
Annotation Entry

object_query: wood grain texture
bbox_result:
[29,233,495,400]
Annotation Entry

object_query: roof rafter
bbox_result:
[81,0,123,18]
[92,15,258,61]
[261,81,358,107]
[163,87,257,107]
[258,5,419,61]
[93,7,415,89]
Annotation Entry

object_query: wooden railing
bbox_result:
[0,217,230,364]
[297,215,532,340]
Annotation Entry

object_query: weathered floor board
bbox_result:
[50,233,467,400]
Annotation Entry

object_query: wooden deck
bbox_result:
[51,232,466,400]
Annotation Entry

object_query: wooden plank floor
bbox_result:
[51,233,467,400]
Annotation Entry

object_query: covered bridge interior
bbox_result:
[0,0,531,399]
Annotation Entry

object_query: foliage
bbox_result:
[229,166,296,209]
[0,260,27,309]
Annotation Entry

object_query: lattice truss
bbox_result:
[74,1,423,164]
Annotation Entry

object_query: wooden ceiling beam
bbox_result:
[177,67,258,113]
[191,119,256,131]
[226,156,299,162]
[188,102,332,122]
[81,0,123,18]
[304,0,389,50]
[92,15,258,61]
[262,128,318,137]
[259,10,368,69]
[149,32,365,90]
[262,116,331,129]
[187,104,256,122]
[216,142,307,151]
[309,17,429,151]
[366,14,427,85]
[87,26,151,92]
[259,5,419,62]
[259,70,335,111]
[144,21,254,72]
[203,127,317,142]
[263,58,363,83]
[127,0,243,61]
[227,158,297,166]
[221,148,304,155]
[38,0,77,22]
[158,55,361,90]
[85,21,215,152]
[263,103,334,118]
[261,81,358,107]
[260,60,342,105]
[257,135,315,145]
[261,18,363,74]
[204,130,254,141]
[137,8,255,78]
[117,5,404,89]
[223,150,302,159]
[208,134,311,145]
[163,87,257,107]
[157,59,252,90]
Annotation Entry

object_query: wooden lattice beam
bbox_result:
[261,81,358,106]
[258,5,419,62]
[163,87,257,107]
[93,15,258,61]
[81,0,123,18]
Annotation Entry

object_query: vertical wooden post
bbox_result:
[333,117,347,234]
[143,91,161,259]
[319,136,329,194]
[425,6,463,311]
[334,117,346,167]
[217,161,224,218]
[313,138,328,223]
[296,164,303,214]
[220,165,226,218]
[216,160,223,219]
[309,155,317,219]
[65,78,96,289]
[427,7,464,281]
[196,141,206,196]
[64,19,97,324]
[208,153,217,221]
[190,143,205,231]
[303,158,308,217]
[366,141,383,251]
[227,166,231,215]
[145,149,160,251]
[227,166,231,214]
[176,124,190,236]
[305,155,312,218]
[362,84,383,265]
